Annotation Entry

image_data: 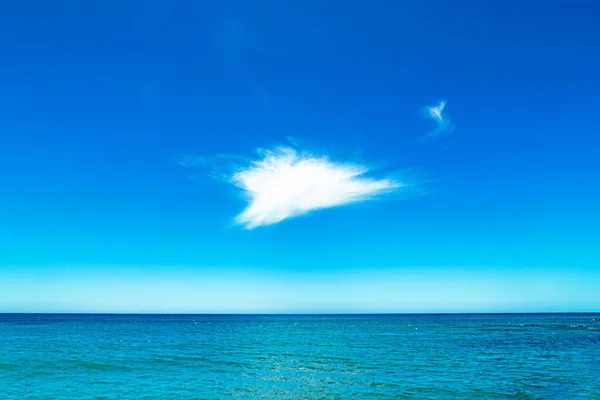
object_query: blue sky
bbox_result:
[1,1,599,313]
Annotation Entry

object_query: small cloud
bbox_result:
[184,145,404,229]
[419,100,455,141]
[232,147,402,228]
[425,100,446,124]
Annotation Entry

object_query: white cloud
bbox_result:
[227,146,402,228]
[425,100,446,123]
[420,100,455,140]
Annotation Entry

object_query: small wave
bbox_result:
[0,363,17,371]
[63,360,130,372]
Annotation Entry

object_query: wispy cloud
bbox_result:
[183,145,403,229]
[419,100,455,141]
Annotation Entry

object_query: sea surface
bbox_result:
[1,314,599,399]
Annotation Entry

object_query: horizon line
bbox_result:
[1,312,598,315]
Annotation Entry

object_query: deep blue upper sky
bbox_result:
[1,1,599,312]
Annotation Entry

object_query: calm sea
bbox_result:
[1,314,599,399]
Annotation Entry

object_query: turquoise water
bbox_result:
[1,314,599,399]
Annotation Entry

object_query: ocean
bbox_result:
[1,314,599,399]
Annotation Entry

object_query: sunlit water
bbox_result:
[1,314,599,399]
